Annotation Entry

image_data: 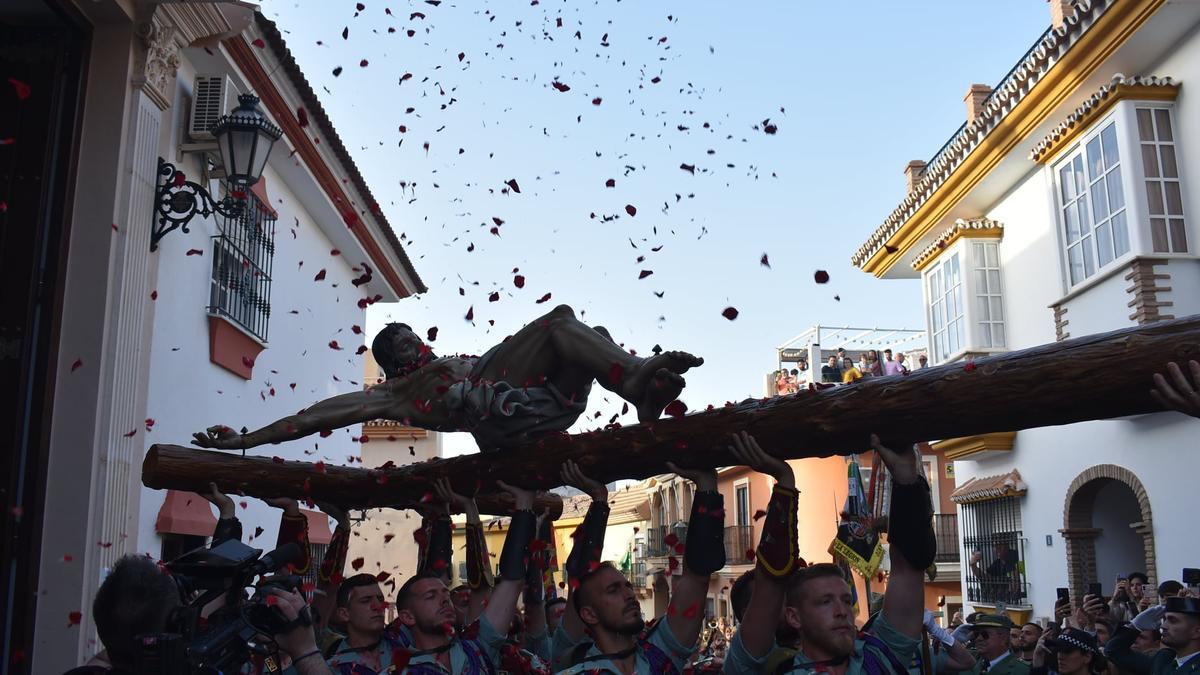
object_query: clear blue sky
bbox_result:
[260,0,1049,456]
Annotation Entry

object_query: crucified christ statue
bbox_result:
[192,304,703,452]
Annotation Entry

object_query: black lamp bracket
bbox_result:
[151,157,244,252]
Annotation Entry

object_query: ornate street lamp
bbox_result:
[151,94,283,251]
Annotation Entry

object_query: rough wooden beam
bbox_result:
[143,315,1200,513]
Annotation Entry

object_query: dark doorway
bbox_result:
[0,1,88,671]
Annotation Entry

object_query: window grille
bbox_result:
[960,496,1028,606]
[208,189,275,342]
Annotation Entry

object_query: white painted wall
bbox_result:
[134,54,382,559]
[943,18,1200,619]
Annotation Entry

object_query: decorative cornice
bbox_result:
[361,419,429,439]
[133,11,181,111]
[950,466,1026,504]
[852,0,1168,276]
[911,218,1005,271]
[933,431,1017,462]
[1030,75,1179,163]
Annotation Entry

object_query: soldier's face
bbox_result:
[1161,612,1200,650]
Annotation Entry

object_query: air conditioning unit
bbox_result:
[188,75,238,141]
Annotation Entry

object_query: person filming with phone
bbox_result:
[1105,568,1200,675]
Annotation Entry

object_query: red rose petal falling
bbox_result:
[664,400,687,417]
[67,611,82,627]
[8,78,32,100]
[351,557,365,571]
[813,270,830,284]
[513,274,525,288]
[760,253,771,268]
[721,307,739,321]
[625,204,637,216]
[536,293,552,304]
[638,270,653,279]
[251,38,266,49]
[186,248,203,256]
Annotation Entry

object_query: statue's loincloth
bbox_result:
[444,344,588,451]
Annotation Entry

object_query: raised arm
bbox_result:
[873,433,934,639]
[559,460,610,642]
[483,480,539,635]
[1151,360,1200,418]
[663,461,724,649]
[729,432,799,660]
[434,478,491,621]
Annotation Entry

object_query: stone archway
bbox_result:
[1060,465,1155,604]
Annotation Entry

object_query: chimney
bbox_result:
[904,160,927,194]
[964,84,993,124]
[1049,0,1074,30]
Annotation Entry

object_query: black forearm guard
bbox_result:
[211,517,242,547]
[499,510,537,581]
[565,501,610,580]
[420,514,453,576]
[887,479,936,570]
[683,490,726,575]
[756,485,800,579]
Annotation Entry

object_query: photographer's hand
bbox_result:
[263,587,331,674]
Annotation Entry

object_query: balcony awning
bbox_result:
[950,469,1027,505]
[155,490,217,537]
[302,508,333,545]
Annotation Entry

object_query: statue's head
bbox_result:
[372,322,432,379]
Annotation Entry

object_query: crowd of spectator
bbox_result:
[774,347,930,393]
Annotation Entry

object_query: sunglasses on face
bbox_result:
[975,631,999,640]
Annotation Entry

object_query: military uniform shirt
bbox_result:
[555,618,695,674]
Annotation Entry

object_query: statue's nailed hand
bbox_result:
[192,425,244,450]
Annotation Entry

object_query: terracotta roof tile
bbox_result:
[910,218,1004,270]
[1028,74,1178,162]
[254,13,426,293]
[949,469,1027,504]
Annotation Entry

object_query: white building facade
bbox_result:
[0,2,423,672]
[852,0,1200,624]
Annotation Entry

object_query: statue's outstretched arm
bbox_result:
[192,387,397,450]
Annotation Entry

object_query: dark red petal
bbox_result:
[721,307,739,321]
[625,204,637,216]
[813,270,830,284]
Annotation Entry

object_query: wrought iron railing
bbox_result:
[960,497,1028,605]
[628,560,647,588]
[646,524,688,557]
[933,514,960,563]
[208,190,275,342]
[724,525,754,562]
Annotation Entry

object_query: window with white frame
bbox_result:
[972,241,1005,349]
[1056,121,1130,286]
[1137,107,1187,253]
[927,251,964,362]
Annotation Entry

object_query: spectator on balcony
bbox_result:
[1112,573,1152,624]
[862,350,883,377]
[918,354,929,369]
[969,542,1021,604]
[842,357,864,384]
[821,356,842,384]
[882,349,903,376]
[896,353,911,375]
[776,369,799,396]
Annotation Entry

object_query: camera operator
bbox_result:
[64,555,334,675]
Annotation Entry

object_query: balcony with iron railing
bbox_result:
[628,560,647,588]
[646,523,688,558]
[934,514,960,563]
[724,525,754,563]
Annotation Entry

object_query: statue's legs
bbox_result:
[472,304,702,422]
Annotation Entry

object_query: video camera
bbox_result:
[132,539,310,674]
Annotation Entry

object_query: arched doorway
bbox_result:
[1061,465,1156,603]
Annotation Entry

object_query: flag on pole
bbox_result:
[829,456,884,578]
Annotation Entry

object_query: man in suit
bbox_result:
[1106,597,1200,675]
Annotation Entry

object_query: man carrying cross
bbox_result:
[192,304,702,452]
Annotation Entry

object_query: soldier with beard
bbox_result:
[723,431,935,675]
[556,462,726,674]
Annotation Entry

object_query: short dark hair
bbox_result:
[337,573,381,608]
[785,563,847,608]
[93,555,180,666]
[396,571,447,611]
[1159,580,1185,597]
[1023,622,1044,633]
[730,570,755,623]
[1128,572,1149,584]
[572,561,620,613]
[1094,617,1116,635]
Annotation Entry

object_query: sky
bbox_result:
[258,0,1049,457]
